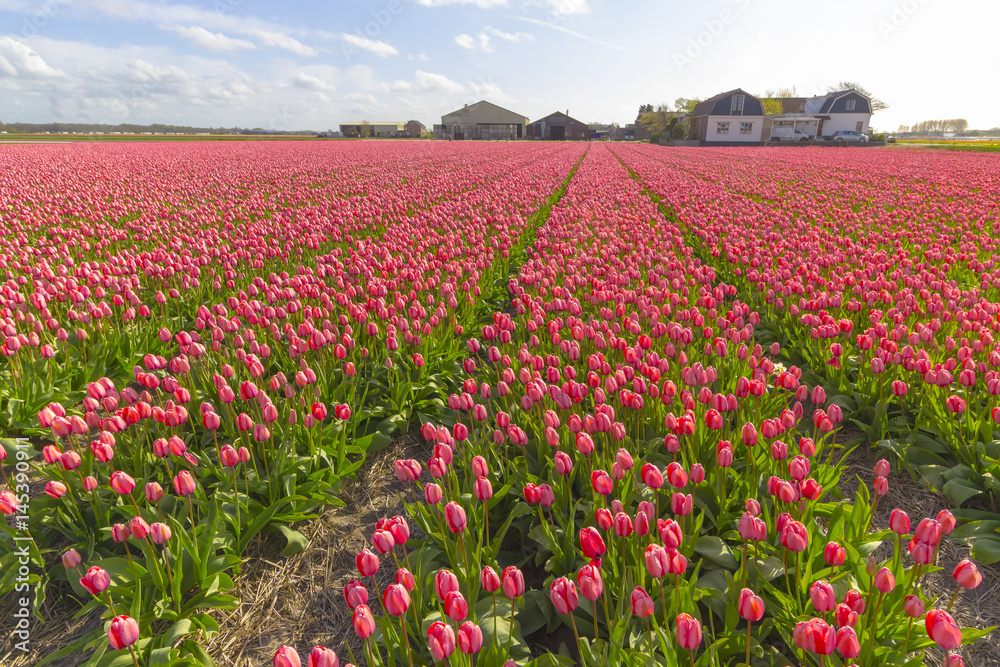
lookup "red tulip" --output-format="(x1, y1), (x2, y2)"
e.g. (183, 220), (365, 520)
(481, 566), (501, 593)
(107, 615), (140, 650)
(793, 618), (835, 655)
(457, 621), (483, 655)
(835, 626), (860, 659)
(738, 588), (765, 621)
(502, 566), (524, 599)
(437, 569), (460, 600)
(675, 613), (702, 650)
(344, 580), (368, 609)
(577, 561), (603, 601)
(427, 621), (456, 661)
(550, 576), (578, 614)
(307, 647), (338, 667)
(352, 605), (376, 639)
(382, 583), (410, 616)
(172, 470), (196, 496)
(355, 549), (378, 577)
(579, 526), (606, 559)
(444, 501), (467, 533)
(953, 560), (982, 589)
(444, 590), (468, 621)
(630, 586), (654, 617)
(80, 567), (111, 595)
(926, 609), (962, 649)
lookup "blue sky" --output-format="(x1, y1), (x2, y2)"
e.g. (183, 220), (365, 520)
(0, 0), (997, 131)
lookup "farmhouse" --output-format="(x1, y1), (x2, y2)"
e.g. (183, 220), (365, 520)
(527, 111), (589, 141)
(433, 100), (529, 140)
(339, 121), (408, 138)
(768, 89), (873, 138)
(690, 89), (771, 143)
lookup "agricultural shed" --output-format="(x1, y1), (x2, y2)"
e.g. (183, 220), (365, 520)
(433, 100), (529, 140)
(527, 111), (590, 141)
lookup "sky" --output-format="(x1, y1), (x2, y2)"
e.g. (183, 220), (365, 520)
(0, 0), (997, 132)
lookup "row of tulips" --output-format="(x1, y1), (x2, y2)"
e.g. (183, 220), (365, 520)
(0, 142), (589, 666)
(606, 143), (1000, 558)
(317, 145), (994, 665)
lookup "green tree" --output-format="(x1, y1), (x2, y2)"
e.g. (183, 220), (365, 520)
(639, 103), (674, 136)
(760, 87), (798, 116)
(672, 98), (700, 138)
(828, 81), (888, 111)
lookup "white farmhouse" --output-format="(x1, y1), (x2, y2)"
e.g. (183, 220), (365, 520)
(690, 89), (772, 143)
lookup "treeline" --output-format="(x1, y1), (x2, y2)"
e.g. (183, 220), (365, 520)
(898, 119), (969, 133)
(0, 121), (313, 135)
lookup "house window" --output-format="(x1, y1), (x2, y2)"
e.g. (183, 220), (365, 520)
(740, 123), (753, 135)
(857, 122), (864, 132)
(731, 95), (744, 114)
(846, 100), (856, 111)
(717, 122), (730, 134)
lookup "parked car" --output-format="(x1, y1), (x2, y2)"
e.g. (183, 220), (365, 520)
(831, 130), (869, 143)
(772, 128), (812, 142)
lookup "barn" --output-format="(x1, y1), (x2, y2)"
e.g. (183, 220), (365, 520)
(433, 100), (529, 140)
(527, 111), (589, 141)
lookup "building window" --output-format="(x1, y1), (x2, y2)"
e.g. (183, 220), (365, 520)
(731, 95), (744, 114)
(740, 123), (753, 135)
(857, 122), (864, 132)
(846, 100), (856, 111)
(717, 122), (730, 134)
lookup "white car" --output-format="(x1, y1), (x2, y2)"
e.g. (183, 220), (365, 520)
(772, 128), (812, 142)
(831, 130), (869, 143)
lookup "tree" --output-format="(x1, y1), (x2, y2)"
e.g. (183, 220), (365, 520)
(639, 103), (674, 136)
(827, 81), (888, 111)
(672, 98), (700, 138)
(760, 87), (798, 116)
(361, 121), (372, 137)
(637, 103), (653, 118)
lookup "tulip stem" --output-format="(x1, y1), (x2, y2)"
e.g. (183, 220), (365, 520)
(745, 620), (752, 667)
(507, 598), (517, 652)
(902, 616), (914, 659)
(128, 646), (141, 667)
(187, 495), (196, 529)
(231, 467), (241, 540)
(946, 587), (960, 612)
(569, 611), (583, 660)
(400, 616), (414, 667)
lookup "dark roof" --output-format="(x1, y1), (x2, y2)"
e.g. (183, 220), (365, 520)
(818, 90), (872, 114)
(692, 89), (765, 117)
(528, 111), (588, 126)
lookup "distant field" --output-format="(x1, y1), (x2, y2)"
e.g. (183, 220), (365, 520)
(893, 138), (1000, 152)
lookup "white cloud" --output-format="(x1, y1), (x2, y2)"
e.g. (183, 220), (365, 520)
(163, 25), (257, 52)
(544, 0), (588, 15)
(413, 0), (508, 7)
(341, 34), (399, 58)
(292, 72), (334, 92)
(69, 0), (321, 57)
(0, 36), (62, 78)
(415, 70), (464, 94)
(244, 29), (318, 57)
(455, 26), (533, 52)
(454, 34), (477, 50)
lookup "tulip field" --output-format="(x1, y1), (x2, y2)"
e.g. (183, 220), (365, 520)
(1, 141), (998, 667)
